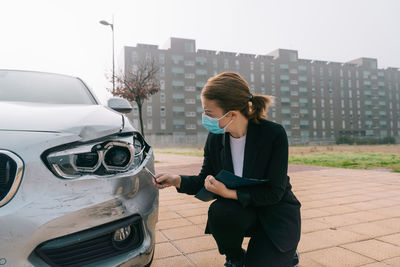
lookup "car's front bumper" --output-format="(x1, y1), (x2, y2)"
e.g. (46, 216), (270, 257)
(0, 130), (158, 267)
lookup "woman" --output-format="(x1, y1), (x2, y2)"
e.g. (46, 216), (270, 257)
(153, 72), (301, 267)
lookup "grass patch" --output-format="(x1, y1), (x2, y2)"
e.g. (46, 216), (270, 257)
(289, 152), (400, 172)
(154, 148), (204, 157)
(154, 147), (400, 172)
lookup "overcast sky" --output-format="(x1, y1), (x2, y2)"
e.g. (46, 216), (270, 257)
(1, 0), (399, 103)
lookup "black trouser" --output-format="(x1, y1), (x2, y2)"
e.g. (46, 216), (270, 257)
(207, 198), (297, 267)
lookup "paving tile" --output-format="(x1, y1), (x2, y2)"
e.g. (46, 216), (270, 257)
(172, 235), (218, 254)
(176, 207), (208, 217)
(340, 221), (399, 238)
(186, 214), (208, 225)
(362, 262), (391, 267)
(301, 218), (331, 233)
(297, 254), (324, 267)
(301, 208), (331, 219)
(161, 225), (204, 240)
(154, 242), (182, 259)
(151, 255), (195, 267)
(301, 247), (375, 266)
(377, 233), (400, 247)
(383, 256), (400, 266)
(318, 204), (359, 215)
(158, 211), (182, 221)
(155, 230), (168, 243)
(298, 228), (368, 252)
(156, 217), (193, 230)
(341, 239), (400, 261)
(315, 211), (386, 228)
(368, 218), (400, 232)
(345, 198), (399, 211)
(186, 249), (226, 267)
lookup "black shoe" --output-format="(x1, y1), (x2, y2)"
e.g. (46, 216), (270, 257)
(224, 249), (246, 267)
(293, 250), (299, 267)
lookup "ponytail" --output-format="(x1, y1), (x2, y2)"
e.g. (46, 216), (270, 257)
(248, 94), (274, 123)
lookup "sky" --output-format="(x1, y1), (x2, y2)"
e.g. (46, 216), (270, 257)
(1, 0), (399, 104)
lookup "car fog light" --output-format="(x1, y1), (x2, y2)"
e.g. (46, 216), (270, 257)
(112, 225), (138, 250)
(113, 226), (131, 242)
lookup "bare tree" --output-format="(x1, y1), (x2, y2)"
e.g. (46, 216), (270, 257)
(108, 59), (160, 137)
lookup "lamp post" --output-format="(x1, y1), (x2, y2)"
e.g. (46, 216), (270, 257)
(100, 16), (115, 91)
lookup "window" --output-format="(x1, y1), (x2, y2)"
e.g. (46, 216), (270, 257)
(145, 52), (152, 62)
(280, 64), (289, 71)
(196, 56), (207, 66)
(161, 119), (166, 130)
(184, 42), (194, 53)
(185, 111), (196, 117)
(185, 98), (196, 104)
(172, 54), (184, 64)
(224, 59), (229, 69)
(185, 73), (195, 79)
(184, 60), (195, 66)
(173, 106), (184, 116)
(147, 119), (152, 130)
(159, 54), (165, 64)
(212, 59), (218, 68)
(160, 92), (166, 103)
(147, 105), (152, 116)
(160, 80), (165, 90)
(250, 61), (254, 70)
(131, 51), (138, 62)
(172, 80), (184, 90)
(298, 65), (307, 72)
(289, 52), (297, 62)
(160, 106), (166, 117)
(185, 86), (195, 91)
(172, 93), (184, 103)
(159, 66), (165, 77)
(173, 119), (185, 130)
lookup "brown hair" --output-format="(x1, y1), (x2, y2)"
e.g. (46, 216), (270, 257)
(201, 72), (274, 123)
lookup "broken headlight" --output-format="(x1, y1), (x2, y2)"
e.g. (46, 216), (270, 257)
(44, 133), (147, 179)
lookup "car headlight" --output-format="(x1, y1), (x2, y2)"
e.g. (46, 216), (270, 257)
(44, 133), (147, 179)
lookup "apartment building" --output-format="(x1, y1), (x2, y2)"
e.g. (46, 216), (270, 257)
(120, 37), (400, 145)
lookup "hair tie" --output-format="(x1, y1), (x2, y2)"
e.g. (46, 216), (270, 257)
(249, 94), (253, 102)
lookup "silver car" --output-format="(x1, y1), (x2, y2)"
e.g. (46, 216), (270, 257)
(0, 70), (158, 267)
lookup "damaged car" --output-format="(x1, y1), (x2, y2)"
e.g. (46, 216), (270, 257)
(0, 69), (158, 267)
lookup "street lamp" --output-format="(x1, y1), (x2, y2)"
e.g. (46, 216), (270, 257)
(100, 17), (115, 91)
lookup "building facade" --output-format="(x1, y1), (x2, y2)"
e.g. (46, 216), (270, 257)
(120, 37), (400, 145)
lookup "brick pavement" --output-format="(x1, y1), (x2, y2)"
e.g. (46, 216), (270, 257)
(151, 153), (400, 267)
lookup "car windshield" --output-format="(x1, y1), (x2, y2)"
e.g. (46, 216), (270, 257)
(0, 70), (97, 105)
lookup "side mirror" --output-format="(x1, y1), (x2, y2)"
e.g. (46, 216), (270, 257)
(107, 98), (133, 114)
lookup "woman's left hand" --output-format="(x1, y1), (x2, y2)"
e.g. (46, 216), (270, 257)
(204, 175), (229, 198)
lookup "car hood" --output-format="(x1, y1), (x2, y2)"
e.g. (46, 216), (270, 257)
(0, 101), (133, 141)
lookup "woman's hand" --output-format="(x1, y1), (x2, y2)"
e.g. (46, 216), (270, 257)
(152, 173), (181, 190)
(204, 175), (237, 199)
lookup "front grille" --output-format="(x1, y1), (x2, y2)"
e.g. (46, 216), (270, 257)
(35, 214), (144, 267)
(0, 151), (24, 207)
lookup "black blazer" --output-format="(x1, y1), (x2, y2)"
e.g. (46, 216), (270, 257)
(176, 118), (301, 252)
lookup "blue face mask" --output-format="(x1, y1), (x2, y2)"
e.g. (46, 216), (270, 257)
(202, 111), (233, 134)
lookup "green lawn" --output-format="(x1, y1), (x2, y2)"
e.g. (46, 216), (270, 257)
(289, 152), (400, 173)
(154, 148), (400, 173)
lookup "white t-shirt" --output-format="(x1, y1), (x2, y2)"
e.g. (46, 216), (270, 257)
(230, 134), (246, 177)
